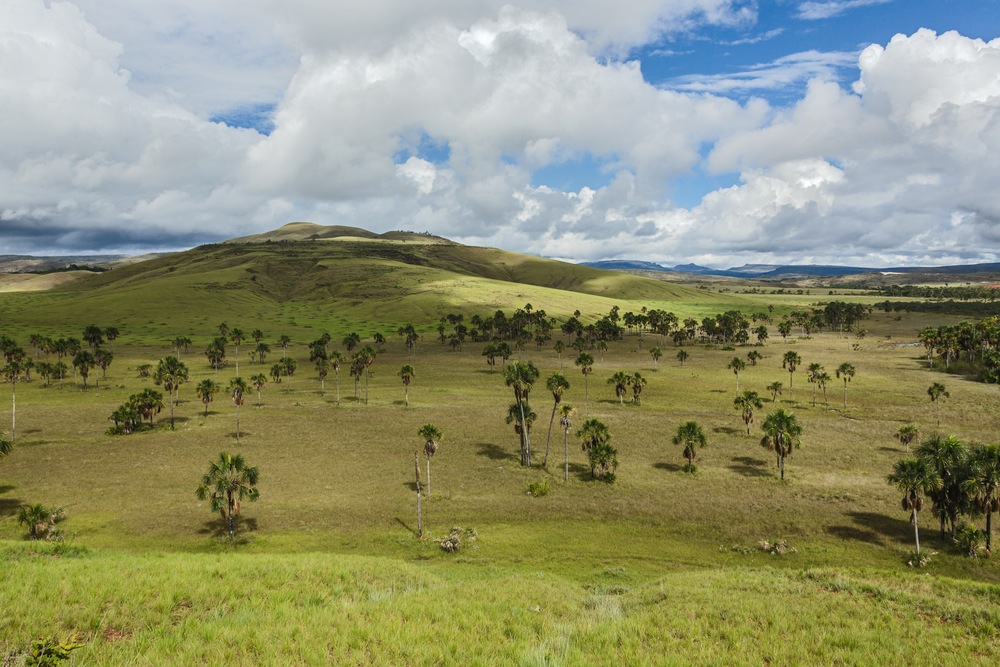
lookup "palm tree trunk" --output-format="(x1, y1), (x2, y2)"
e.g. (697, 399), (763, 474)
(235, 405), (241, 442)
(843, 382), (848, 408)
(11, 384), (16, 444)
(564, 428), (569, 483)
(913, 506), (920, 556)
(335, 372), (340, 405)
(405, 385), (409, 408)
(415, 452), (423, 538)
(544, 404), (556, 467)
(426, 458), (431, 497)
(169, 394), (175, 430)
(227, 493), (235, 541)
(518, 399), (530, 467)
(780, 455), (785, 480)
(987, 510), (993, 554)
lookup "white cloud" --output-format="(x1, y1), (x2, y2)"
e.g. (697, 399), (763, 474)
(796, 0), (891, 21)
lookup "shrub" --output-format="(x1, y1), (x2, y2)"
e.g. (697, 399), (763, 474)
(527, 479), (550, 497)
(953, 523), (987, 559)
(16, 504), (65, 541)
(435, 527), (477, 553)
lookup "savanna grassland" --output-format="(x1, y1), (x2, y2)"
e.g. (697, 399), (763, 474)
(2, 228), (1000, 665)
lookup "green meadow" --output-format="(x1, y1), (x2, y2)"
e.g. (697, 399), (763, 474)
(2, 232), (1000, 664)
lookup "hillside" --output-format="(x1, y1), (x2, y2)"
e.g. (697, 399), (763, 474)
(9, 224), (746, 338)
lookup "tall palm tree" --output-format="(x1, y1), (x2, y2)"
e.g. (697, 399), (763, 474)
(417, 423), (441, 497)
(196, 379), (220, 417)
(329, 350), (344, 405)
(250, 373), (267, 407)
(72, 350), (96, 388)
(727, 356), (746, 394)
(760, 409), (803, 480)
(895, 424), (919, 453)
(963, 443), (1000, 553)
(399, 364), (415, 407)
(315, 357), (330, 397)
(154, 356), (189, 430)
(782, 351), (802, 401)
(504, 361), (540, 466)
(807, 362), (823, 406)
(734, 391), (764, 435)
(229, 328), (245, 376)
(928, 382), (949, 427)
(574, 352), (594, 415)
(673, 421), (707, 473)
(229, 377), (248, 442)
(543, 372), (570, 467)
(887, 458), (941, 558)
(2, 356), (25, 443)
(607, 370), (630, 405)
(649, 346), (662, 370)
(815, 371), (832, 411)
(836, 362), (856, 408)
(506, 402), (537, 465)
(559, 404), (574, 483)
(195, 452), (260, 541)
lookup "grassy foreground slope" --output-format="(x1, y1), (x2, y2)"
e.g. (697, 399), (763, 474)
(2, 227), (1000, 663)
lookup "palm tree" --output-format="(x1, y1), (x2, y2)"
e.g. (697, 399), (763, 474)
(417, 423), (441, 497)
(0, 430), (12, 460)
(506, 402), (537, 465)
(815, 371), (832, 411)
(229, 328), (245, 376)
(278, 334), (292, 359)
(630, 372), (647, 405)
(342, 332), (360, 353)
(767, 381), (783, 403)
(608, 371), (630, 406)
(94, 348), (113, 387)
(673, 421), (707, 473)
(836, 362), (856, 408)
(807, 362), (823, 406)
(2, 356), (25, 443)
(154, 356), (189, 430)
(928, 382), (949, 427)
(559, 404), (575, 483)
(887, 458), (940, 558)
(543, 373), (570, 467)
(72, 350), (96, 388)
(964, 443), (1000, 553)
(747, 350), (763, 366)
(574, 352), (594, 415)
(676, 349), (689, 366)
(229, 377), (248, 442)
(649, 346), (662, 370)
(895, 424), (919, 453)
(918, 434), (968, 540)
(249, 373), (267, 407)
(782, 351), (802, 400)
(734, 391), (764, 435)
(328, 350), (344, 405)
(315, 357), (330, 397)
(17, 503), (63, 540)
(760, 409), (803, 480)
(195, 452), (260, 541)
(132, 388), (165, 425)
(505, 361), (540, 466)
(414, 451), (423, 538)
(727, 356), (746, 394)
(196, 379), (220, 417)
(577, 418), (615, 481)
(399, 364), (415, 407)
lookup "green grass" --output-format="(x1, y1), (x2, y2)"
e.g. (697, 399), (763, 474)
(1, 244), (1000, 663)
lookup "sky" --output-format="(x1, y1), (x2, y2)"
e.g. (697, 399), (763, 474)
(2, 1), (1000, 268)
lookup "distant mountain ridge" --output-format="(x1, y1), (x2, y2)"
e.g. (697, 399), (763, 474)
(581, 260), (1000, 279)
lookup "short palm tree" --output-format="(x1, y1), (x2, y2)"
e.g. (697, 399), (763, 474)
(196, 379), (220, 417)
(577, 418), (615, 481)
(760, 409), (803, 480)
(649, 346), (662, 370)
(676, 349), (689, 366)
(734, 391), (764, 435)
(630, 372), (647, 405)
(964, 443), (1000, 553)
(807, 362), (823, 406)
(928, 382), (949, 427)
(154, 356), (189, 430)
(895, 424), (919, 452)
(249, 373), (267, 407)
(608, 370), (630, 405)
(766, 381), (783, 403)
(399, 364), (415, 408)
(195, 452), (260, 541)
(673, 421), (707, 473)
(417, 423), (441, 497)
(887, 458), (941, 558)
(815, 371), (832, 411)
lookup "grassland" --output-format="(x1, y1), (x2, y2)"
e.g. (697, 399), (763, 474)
(1, 235), (1000, 664)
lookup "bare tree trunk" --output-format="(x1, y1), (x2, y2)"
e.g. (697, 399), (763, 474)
(415, 451), (423, 538)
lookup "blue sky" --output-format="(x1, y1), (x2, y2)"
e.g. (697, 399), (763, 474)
(3, 0), (1000, 267)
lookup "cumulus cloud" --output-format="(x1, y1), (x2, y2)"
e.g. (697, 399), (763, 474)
(1, 0), (1000, 269)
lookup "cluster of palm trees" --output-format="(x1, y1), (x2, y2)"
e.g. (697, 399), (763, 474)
(918, 316), (1000, 378)
(888, 435), (1000, 558)
(606, 371), (647, 406)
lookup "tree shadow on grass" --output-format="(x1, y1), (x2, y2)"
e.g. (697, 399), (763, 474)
(395, 517), (417, 536)
(198, 516), (259, 539)
(825, 525), (884, 545)
(653, 462), (685, 473)
(847, 511), (911, 545)
(728, 456), (770, 478)
(0, 485), (23, 518)
(878, 446), (902, 454)
(475, 442), (517, 461)
(714, 426), (741, 436)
